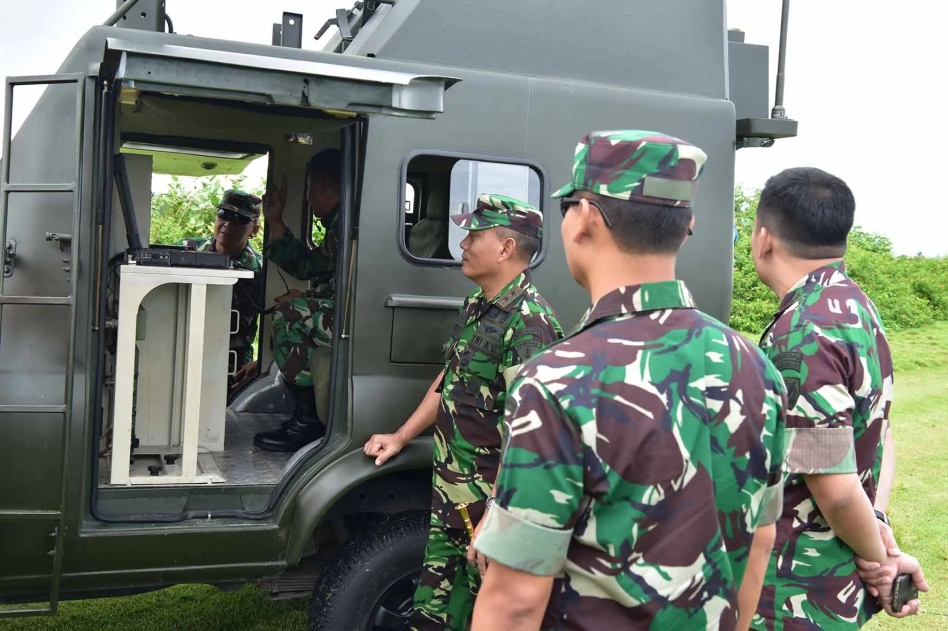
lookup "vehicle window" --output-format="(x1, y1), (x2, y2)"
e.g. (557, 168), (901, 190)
(400, 154), (544, 265)
(304, 178), (414, 248)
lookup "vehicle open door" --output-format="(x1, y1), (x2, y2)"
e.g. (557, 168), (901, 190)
(0, 72), (85, 618)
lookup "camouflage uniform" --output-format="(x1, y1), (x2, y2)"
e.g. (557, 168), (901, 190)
(177, 236), (263, 371)
(264, 209), (338, 388)
(178, 189), (264, 374)
(411, 194), (565, 631)
(473, 131), (788, 631)
(751, 261), (894, 631)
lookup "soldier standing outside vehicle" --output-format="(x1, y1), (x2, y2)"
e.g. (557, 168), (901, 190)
(251, 148), (342, 452)
(470, 131), (789, 631)
(748, 167), (928, 630)
(178, 189), (264, 394)
(363, 194), (564, 631)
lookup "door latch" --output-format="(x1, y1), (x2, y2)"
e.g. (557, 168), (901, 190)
(45, 233), (73, 279)
(3, 239), (15, 278)
(45, 232), (72, 251)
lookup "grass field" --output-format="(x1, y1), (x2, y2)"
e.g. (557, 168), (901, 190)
(3, 323), (948, 630)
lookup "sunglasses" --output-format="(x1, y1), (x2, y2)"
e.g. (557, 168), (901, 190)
(216, 208), (253, 226)
(560, 197), (612, 228)
(559, 197), (693, 236)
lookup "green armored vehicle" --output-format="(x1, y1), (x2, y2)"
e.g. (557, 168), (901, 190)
(0, 0), (796, 628)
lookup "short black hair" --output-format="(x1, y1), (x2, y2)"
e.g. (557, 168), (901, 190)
(307, 148), (342, 187)
(495, 227), (540, 263)
(588, 194), (693, 255)
(757, 167), (855, 259)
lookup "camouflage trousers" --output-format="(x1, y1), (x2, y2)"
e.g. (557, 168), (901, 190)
(270, 295), (334, 388)
(410, 512), (481, 631)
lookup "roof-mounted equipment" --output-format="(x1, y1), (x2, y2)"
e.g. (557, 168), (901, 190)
(735, 0), (797, 147)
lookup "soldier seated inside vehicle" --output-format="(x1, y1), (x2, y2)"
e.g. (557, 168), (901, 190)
(251, 149), (341, 453)
(177, 189), (265, 397)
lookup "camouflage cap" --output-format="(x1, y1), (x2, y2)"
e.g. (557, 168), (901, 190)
(451, 194), (543, 239)
(217, 189), (262, 220)
(552, 130), (708, 208)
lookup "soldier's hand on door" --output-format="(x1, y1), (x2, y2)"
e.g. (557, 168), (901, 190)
(363, 433), (406, 466)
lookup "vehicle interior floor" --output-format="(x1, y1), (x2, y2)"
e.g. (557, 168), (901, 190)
(96, 411), (316, 488)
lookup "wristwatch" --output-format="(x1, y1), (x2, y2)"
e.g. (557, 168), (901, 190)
(874, 509), (890, 526)
(485, 496), (495, 511)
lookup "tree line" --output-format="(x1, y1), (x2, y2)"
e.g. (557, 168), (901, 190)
(151, 175), (946, 335)
(732, 187), (948, 335)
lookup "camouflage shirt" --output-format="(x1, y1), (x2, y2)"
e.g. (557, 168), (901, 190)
(474, 280), (788, 631)
(178, 236), (262, 367)
(432, 271), (563, 530)
(264, 209), (338, 298)
(752, 261), (893, 631)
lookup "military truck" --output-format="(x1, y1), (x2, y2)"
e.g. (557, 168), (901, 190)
(0, 0), (797, 628)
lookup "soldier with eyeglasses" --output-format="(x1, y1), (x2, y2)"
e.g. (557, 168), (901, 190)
(178, 189), (264, 393)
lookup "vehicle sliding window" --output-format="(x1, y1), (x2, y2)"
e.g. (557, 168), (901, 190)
(398, 151), (549, 268)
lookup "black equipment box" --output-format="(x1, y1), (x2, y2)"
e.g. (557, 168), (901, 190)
(133, 247), (232, 269)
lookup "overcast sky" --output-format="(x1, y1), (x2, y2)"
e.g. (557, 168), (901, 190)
(1, 1), (943, 256)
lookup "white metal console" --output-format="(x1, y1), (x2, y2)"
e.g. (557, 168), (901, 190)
(109, 263), (254, 486)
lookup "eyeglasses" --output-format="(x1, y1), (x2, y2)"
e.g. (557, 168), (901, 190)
(216, 208), (253, 226)
(559, 197), (693, 236)
(559, 197), (612, 228)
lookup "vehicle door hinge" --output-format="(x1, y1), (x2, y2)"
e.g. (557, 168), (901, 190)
(3, 239), (15, 278)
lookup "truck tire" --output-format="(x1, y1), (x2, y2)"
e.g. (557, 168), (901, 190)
(309, 510), (430, 631)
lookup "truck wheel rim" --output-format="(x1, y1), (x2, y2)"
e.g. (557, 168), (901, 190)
(369, 571), (421, 629)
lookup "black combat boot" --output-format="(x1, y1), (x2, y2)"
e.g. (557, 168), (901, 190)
(253, 382), (326, 452)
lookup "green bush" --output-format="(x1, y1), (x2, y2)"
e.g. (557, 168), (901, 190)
(730, 187), (948, 336)
(150, 174), (326, 251)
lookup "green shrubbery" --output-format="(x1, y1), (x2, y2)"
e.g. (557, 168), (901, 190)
(150, 174), (948, 336)
(731, 187), (948, 335)
(150, 174), (325, 252)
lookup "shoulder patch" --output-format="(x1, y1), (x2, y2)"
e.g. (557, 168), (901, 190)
(784, 377), (801, 409)
(772, 351), (803, 373)
(772, 351), (804, 408)
(513, 327), (545, 360)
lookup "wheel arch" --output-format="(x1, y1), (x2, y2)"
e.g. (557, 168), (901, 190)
(286, 437), (433, 563)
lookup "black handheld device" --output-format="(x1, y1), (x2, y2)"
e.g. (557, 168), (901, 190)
(891, 573), (919, 612)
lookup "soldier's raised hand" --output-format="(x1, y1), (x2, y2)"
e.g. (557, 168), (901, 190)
(363, 433), (406, 466)
(262, 174), (288, 224)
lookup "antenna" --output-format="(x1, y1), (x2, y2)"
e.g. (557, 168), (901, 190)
(771, 0), (790, 120)
(103, 0), (144, 26)
(112, 154), (143, 252)
(736, 0), (796, 147)
(105, 0), (169, 32)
